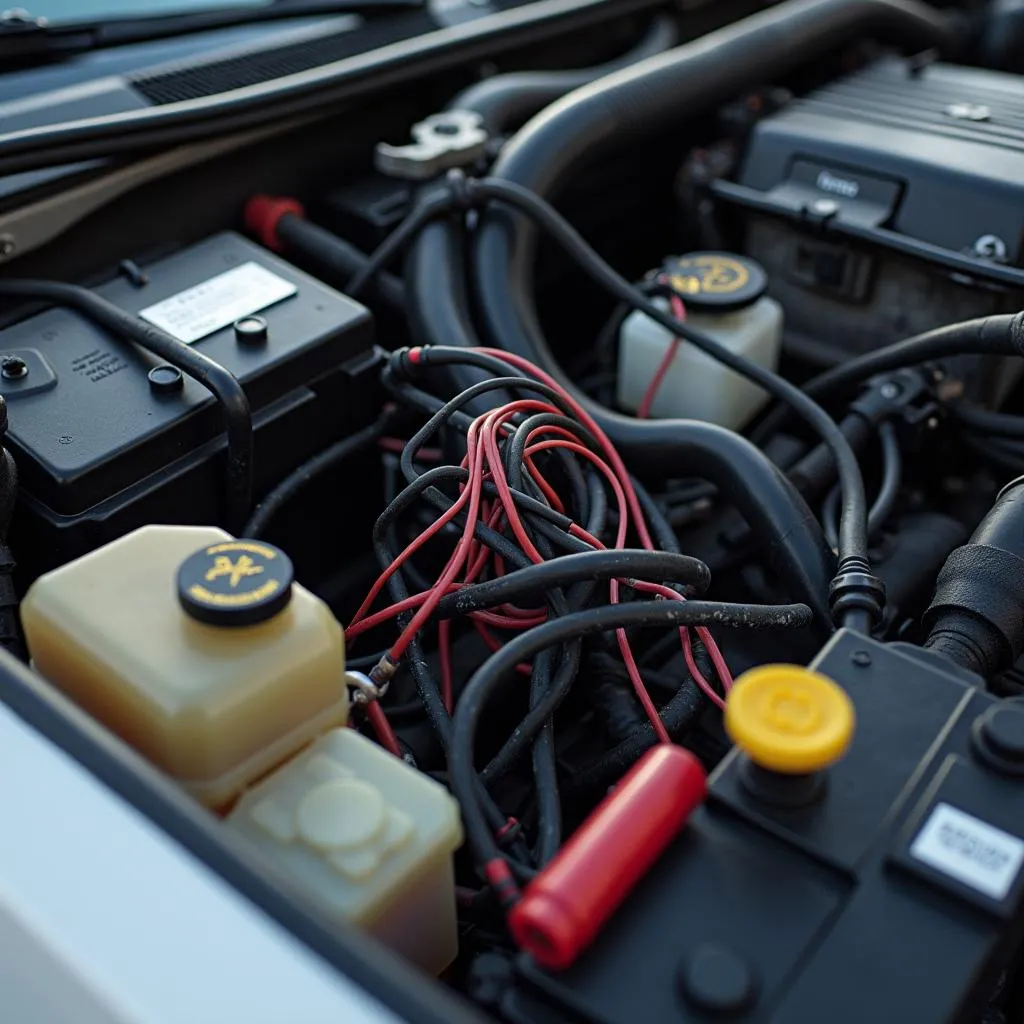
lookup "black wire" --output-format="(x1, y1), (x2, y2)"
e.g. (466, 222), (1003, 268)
(0, 278), (254, 534)
(450, 599), (813, 869)
(751, 312), (1024, 447)
(567, 637), (713, 794)
(376, 463), (568, 568)
(244, 418), (386, 537)
(435, 549), (710, 618)
(371, 427), (582, 867)
(371, 498), (538, 879)
(822, 420), (902, 550)
(527, 646), (562, 865)
(347, 190), (456, 298)
(953, 404), (1024, 439)
(396, 373), (578, 486)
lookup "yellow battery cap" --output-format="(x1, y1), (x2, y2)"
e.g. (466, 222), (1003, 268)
(724, 665), (855, 774)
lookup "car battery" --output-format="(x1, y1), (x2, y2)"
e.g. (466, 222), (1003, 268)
(499, 631), (1024, 1023)
(0, 232), (373, 581)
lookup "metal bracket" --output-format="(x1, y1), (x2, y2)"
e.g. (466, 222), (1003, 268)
(374, 110), (488, 181)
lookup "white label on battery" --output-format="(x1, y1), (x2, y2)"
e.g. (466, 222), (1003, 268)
(910, 802), (1024, 900)
(138, 262), (297, 344)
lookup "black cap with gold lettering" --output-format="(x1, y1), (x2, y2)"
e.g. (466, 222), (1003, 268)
(661, 252), (768, 313)
(177, 539), (294, 627)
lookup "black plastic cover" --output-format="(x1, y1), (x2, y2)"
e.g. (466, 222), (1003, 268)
(737, 59), (1024, 264)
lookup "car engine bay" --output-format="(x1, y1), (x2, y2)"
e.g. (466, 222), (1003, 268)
(4, 0), (1024, 1019)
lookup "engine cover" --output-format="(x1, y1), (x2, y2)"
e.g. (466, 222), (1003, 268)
(737, 58), (1024, 265)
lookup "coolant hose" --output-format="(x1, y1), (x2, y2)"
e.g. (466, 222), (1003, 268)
(446, 14), (679, 134)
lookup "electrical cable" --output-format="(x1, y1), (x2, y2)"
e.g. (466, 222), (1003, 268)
(952, 403), (1024, 440)
(0, 278), (254, 534)
(567, 637), (713, 793)
(753, 311), (1024, 446)
(435, 549), (711, 617)
(404, 195), (836, 632)
(449, 599), (812, 874)
(822, 420), (902, 550)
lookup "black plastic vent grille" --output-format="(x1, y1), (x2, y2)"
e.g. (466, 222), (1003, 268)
(129, 12), (434, 105)
(798, 60), (1024, 155)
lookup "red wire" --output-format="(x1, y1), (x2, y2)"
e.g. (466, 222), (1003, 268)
(388, 426), (488, 661)
(469, 347), (655, 549)
(379, 437), (443, 460)
(521, 434), (674, 739)
(474, 619), (533, 676)
(636, 294), (687, 420)
(347, 463), (476, 631)
(366, 701), (403, 757)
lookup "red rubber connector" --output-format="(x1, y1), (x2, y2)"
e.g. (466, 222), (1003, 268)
(508, 744), (707, 970)
(244, 194), (305, 252)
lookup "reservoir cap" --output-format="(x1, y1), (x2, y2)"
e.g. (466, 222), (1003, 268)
(178, 538), (294, 627)
(662, 252), (768, 312)
(725, 664), (855, 774)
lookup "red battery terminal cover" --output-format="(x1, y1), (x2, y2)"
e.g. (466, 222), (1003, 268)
(508, 743), (707, 970)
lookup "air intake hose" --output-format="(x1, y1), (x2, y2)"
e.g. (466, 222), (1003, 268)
(924, 477), (1024, 681)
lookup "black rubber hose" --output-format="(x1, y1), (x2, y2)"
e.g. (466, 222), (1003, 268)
(409, 13), (678, 370)
(754, 313), (1024, 444)
(446, 14), (678, 134)
(405, 213), (479, 351)
(951, 404), (1024, 440)
(0, 278), (254, 534)
(244, 418), (386, 537)
(436, 549), (711, 617)
(476, 0), (954, 322)
(273, 213), (405, 308)
(450, 599), (813, 868)
(787, 412), (877, 498)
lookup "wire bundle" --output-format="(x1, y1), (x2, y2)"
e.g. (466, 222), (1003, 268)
(338, 343), (818, 893)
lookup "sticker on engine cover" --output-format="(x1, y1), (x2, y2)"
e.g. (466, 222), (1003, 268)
(139, 262), (297, 344)
(909, 802), (1024, 900)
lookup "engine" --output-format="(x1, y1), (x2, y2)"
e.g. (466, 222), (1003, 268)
(5, 0), (1024, 1022)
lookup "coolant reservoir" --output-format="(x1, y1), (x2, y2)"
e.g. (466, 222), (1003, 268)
(617, 251), (783, 429)
(227, 728), (463, 975)
(21, 525), (347, 807)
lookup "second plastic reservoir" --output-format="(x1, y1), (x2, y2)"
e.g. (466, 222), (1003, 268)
(616, 251), (783, 429)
